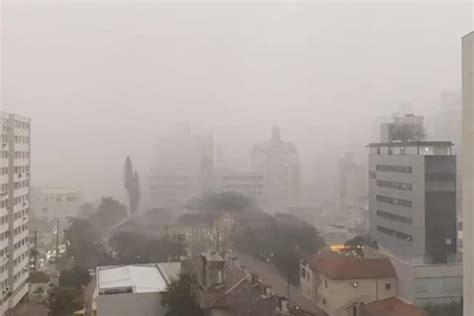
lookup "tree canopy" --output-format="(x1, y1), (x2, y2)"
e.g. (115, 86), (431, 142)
(161, 274), (203, 316)
(109, 231), (186, 265)
(235, 218), (325, 285)
(187, 191), (256, 213)
(124, 156), (141, 215)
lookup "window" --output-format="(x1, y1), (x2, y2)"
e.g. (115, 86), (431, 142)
(376, 165), (412, 173)
(352, 306), (358, 316)
(376, 180), (412, 191)
(324, 280), (328, 288)
(376, 195), (412, 207)
(377, 210), (412, 224)
(385, 283), (391, 290)
(369, 171), (376, 179)
(377, 225), (413, 242)
(322, 299), (326, 305)
(301, 268), (306, 279)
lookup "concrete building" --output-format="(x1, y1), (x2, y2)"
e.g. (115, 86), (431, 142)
(368, 141), (457, 264)
(360, 297), (427, 316)
(300, 251), (398, 316)
(215, 171), (263, 203)
(462, 31), (474, 316)
(30, 186), (80, 226)
(93, 262), (180, 316)
(337, 153), (368, 230)
(252, 126), (300, 212)
(149, 126), (215, 211)
(363, 246), (462, 307)
(0, 112), (31, 314)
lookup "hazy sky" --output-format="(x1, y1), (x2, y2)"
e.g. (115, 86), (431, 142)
(1, 2), (472, 203)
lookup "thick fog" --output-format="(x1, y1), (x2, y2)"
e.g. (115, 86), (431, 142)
(1, 2), (472, 204)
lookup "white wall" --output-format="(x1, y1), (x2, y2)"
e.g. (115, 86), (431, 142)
(463, 31), (474, 316)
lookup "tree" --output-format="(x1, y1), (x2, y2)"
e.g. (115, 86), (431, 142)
(235, 219), (325, 285)
(92, 197), (128, 231)
(109, 232), (186, 265)
(59, 268), (91, 288)
(161, 274), (203, 316)
(187, 191), (255, 213)
(64, 218), (112, 269)
(124, 156), (141, 215)
(48, 285), (84, 316)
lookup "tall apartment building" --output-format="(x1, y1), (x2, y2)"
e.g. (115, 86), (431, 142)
(0, 111), (31, 313)
(368, 140), (457, 264)
(252, 126), (300, 212)
(462, 31), (474, 316)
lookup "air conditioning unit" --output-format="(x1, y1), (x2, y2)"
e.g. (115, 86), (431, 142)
(18, 174), (22, 178)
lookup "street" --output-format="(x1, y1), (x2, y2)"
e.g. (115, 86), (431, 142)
(234, 251), (326, 315)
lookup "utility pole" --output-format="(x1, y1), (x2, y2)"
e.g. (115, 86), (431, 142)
(55, 220), (59, 259)
(33, 230), (38, 271)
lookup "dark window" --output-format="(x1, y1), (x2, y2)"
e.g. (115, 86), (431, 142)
(376, 180), (412, 191)
(352, 306), (358, 316)
(377, 225), (413, 242)
(369, 171), (376, 179)
(325, 280), (328, 288)
(301, 268), (306, 279)
(385, 283), (391, 290)
(376, 210), (412, 224)
(376, 195), (412, 207)
(376, 165), (412, 173)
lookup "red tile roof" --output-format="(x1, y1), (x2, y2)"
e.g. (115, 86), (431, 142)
(361, 297), (427, 316)
(305, 251), (397, 280)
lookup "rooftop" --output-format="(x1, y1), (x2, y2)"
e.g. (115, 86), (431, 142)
(367, 141), (453, 148)
(97, 262), (180, 295)
(304, 251), (397, 280)
(361, 297), (426, 316)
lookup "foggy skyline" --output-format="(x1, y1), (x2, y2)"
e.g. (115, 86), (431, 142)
(1, 1), (472, 203)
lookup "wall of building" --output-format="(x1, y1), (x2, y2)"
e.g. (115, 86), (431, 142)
(463, 31), (474, 316)
(96, 292), (166, 316)
(316, 274), (397, 316)
(369, 154), (426, 261)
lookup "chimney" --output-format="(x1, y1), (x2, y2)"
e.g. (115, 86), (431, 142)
(263, 285), (272, 298)
(250, 274), (259, 286)
(279, 297), (289, 314)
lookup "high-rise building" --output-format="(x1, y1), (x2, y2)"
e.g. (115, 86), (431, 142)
(149, 126), (214, 210)
(368, 141), (457, 263)
(368, 116), (457, 264)
(0, 111), (31, 313)
(252, 126), (300, 212)
(462, 31), (474, 316)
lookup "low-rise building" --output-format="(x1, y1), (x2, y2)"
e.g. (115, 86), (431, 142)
(300, 251), (398, 316)
(363, 247), (462, 307)
(92, 262), (180, 316)
(215, 171), (264, 204)
(31, 186), (81, 226)
(360, 297), (427, 316)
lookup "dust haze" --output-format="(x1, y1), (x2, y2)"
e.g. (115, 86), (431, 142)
(1, 1), (472, 206)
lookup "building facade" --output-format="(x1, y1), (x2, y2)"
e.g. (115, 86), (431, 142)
(0, 112), (31, 313)
(30, 186), (80, 226)
(462, 31), (474, 316)
(300, 252), (398, 316)
(149, 126), (215, 211)
(252, 126), (300, 212)
(215, 171), (263, 203)
(368, 141), (457, 263)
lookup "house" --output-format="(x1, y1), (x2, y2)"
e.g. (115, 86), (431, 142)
(300, 251), (398, 316)
(182, 252), (322, 316)
(360, 297), (427, 316)
(92, 262), (180, 316)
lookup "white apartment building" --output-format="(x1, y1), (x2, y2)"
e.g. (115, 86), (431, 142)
(252, 126), (300, 212)
(462, 31), (474, 316)
(0, 111), (31, 314)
